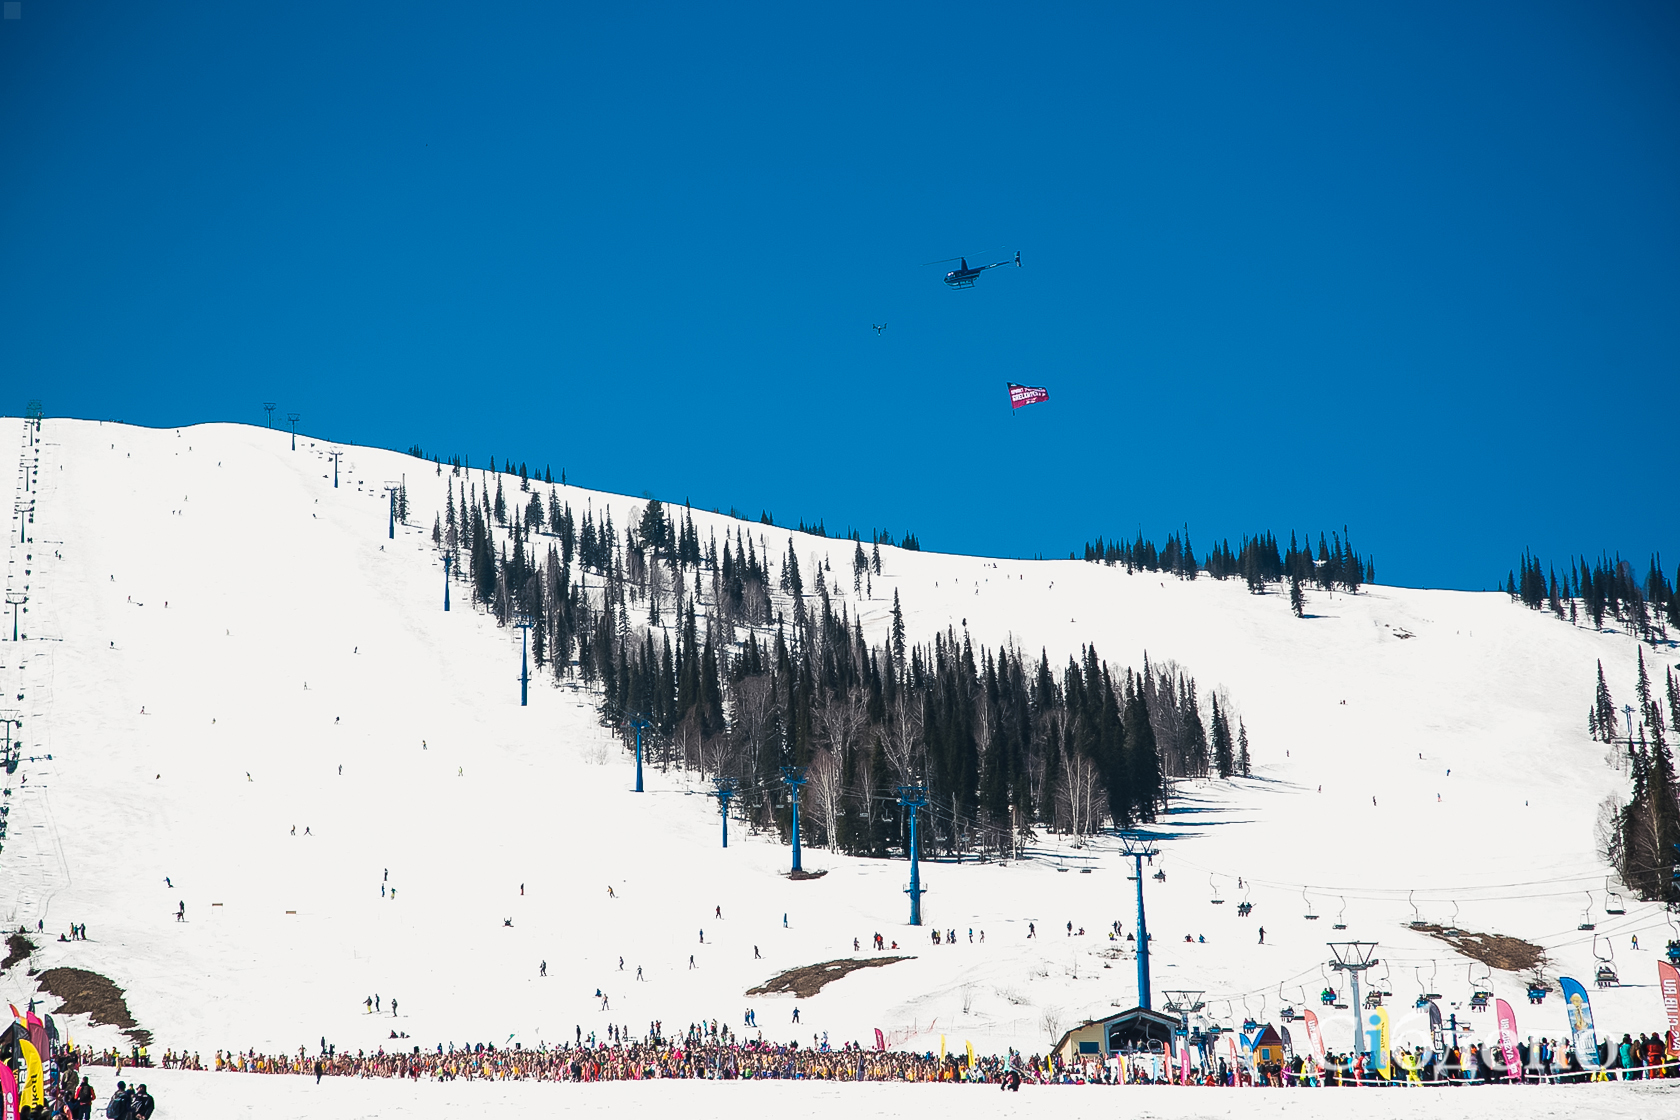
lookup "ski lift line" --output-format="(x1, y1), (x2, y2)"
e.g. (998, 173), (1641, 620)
(1162, 853), (1653, 904)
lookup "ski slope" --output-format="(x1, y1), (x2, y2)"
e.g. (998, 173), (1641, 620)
(1, 417), (1674, 1067)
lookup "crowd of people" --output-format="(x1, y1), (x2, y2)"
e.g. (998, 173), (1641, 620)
(59, 1018), (1676, 1090)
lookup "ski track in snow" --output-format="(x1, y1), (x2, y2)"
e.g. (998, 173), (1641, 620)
(1, 418), (1676, 1096)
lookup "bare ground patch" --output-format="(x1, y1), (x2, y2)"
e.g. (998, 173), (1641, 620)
(35, 967), (152, 1046)
(746, 956), (911, 999)
(2, 932), (35, 971)
(1410, 923), (1546, 974)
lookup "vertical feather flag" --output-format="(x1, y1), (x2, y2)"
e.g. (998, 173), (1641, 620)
(1559, 978), (1601, 1071)
(1494, 999), (1521, 1079)
(0, 1060), (17, 1120)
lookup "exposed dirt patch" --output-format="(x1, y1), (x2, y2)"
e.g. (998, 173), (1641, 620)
(35, 968), (152, 1046)
(747, 956), (911, 999)
(2, 932), (35, 971)
(787, 869), (828, 881)
(1410, 923), (1546, 974)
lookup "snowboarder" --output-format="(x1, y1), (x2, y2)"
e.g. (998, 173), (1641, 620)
(540, 961), (547, 977)
(1028, 922), (1035, 938)
(176, 901), (185, 922)
(715, 905), (722, 918)
(792, 1008), (801, 1023)
(1258, 927), (1266, 944)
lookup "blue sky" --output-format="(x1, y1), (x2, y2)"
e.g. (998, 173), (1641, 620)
(1, 2), (1675, 589)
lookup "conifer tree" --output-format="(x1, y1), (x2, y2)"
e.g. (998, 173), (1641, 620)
(1237, 719), (1251, 777)
(1211, 696), (1234, 779)
(1290, 575), (1305, 618)
(1595, 661), (1617, 743)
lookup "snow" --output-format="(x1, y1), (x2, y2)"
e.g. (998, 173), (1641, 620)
(2, 418), (1676, 1087)
(64, 1067), (1680, 1120)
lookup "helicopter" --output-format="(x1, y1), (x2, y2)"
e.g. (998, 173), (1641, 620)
(929, 251), (1020, 289)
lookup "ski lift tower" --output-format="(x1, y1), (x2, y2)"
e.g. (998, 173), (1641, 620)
(285, 413), (300, 451)
(382, 482), (401, 539)
(626, 713), (650, 793)
(711, 777), (739, 848)
(781, 766), (807, 874)
(0, 713), (20, 762)
(898, 784), (928, 925)
(263, 402), (277, 428)
(1162, 989), (1205, 1065)
(4, 592), (25, 641)
(1119, 832), (1161, 1010)
(1328, 941), (1380, 1058)
(514, 611), (533, 706)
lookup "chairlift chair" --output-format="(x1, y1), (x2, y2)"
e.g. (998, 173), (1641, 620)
(1469, 963), (1493, 1011)
(1605, 877), (1627, 916)
(1408, 889), (1427, 930)
(1332, 896), (1348, 931)
(1578, 891), (1597, 931)
(1302, 889), (1319, 920)
(1210, 874), (1225, 905)
(1594, 934), (1619, 988)
(1525, 975), (1550, 1004)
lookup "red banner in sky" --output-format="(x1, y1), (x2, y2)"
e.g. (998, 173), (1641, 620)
(1007, 383), (1049, 409)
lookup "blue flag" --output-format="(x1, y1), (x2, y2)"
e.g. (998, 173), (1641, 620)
(1558, 977), (1601, 1070)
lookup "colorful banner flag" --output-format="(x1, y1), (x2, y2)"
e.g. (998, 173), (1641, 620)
(1303, 1009), (1325, 1056)
(1427, 999), (1444, 1058)
(938, 1035), (945, 1065)
(874, 1028), (884, 1051)
(1364, 1008), (1391, 1079)
(1280, 1025), (1294, 1060)
(0, 1060), (16, 1120)
(1494, 999), (1521, 1079)
(1659, 963), (1680, 1043)
(966, 1040), (975, 1070)
(17, 1041), (41, 1110)
(1559, 978), (1601, 1071)
(1007, 383), (1049, 409)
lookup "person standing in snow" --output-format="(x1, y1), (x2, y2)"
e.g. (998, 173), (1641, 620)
(1258, 927), (1266, 944)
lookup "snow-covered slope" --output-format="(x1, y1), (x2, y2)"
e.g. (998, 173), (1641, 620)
(1, 418), (1672, 1059)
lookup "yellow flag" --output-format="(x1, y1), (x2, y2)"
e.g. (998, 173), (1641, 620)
(966, 1040), (975, 1069)
(939, 1035), (945, 1064)
(19, 1040), (42, 1107)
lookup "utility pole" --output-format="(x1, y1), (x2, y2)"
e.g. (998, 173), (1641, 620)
(286, 413), (300, 450)
(263, 402), (276, 428)
(1328, 941), (1380, 1059)
(781, 766), (807, 873)
(897, 785), (927, 926)
(1623, 704), (1636, 741)
(711, 777), (738, 848)
(383, 483), (400, 539)
(442, 554), (451, 611)
(1119, 832), (1161, 1010)
(4, 593), (25, 641)
(628, 714), (650, 793)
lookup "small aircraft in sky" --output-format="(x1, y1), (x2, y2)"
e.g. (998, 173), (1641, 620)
(872, 323), (887, 334)
(928, 251), (1020, 289)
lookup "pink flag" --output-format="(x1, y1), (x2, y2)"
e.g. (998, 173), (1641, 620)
(1302, 1009), (1325, 1057)
(0, 1059), (16, 1120)
(1179, 1042), (1190, 1083)
(1007, 383), (1049, 409)
(874, 1028), (885, 1051)
(1659, 963), (1680, 1044)
(1494, 999), (1521, 1079)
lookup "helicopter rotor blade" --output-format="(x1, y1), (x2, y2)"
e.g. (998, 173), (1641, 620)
(921, 257), (965, 267)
